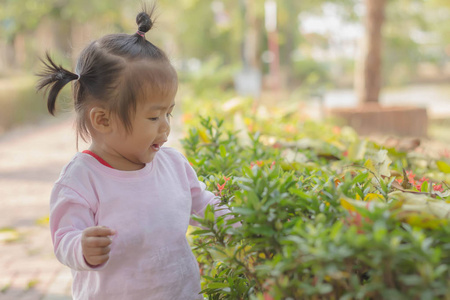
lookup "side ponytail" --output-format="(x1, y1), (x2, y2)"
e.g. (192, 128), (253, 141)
(36, 52), (79, 115)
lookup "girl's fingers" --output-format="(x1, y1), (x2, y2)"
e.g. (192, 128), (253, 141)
(83, 236), (112, 248)
(81, 226), (115, 267)
(85, 254), (110, 266)
(83, 226), (116, 238)
(84, 245), (111, 256)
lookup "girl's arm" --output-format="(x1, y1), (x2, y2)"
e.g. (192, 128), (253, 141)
(50, 183), (110, 271)
(189, 180), (231, 227)
(181, 158), (232, 227)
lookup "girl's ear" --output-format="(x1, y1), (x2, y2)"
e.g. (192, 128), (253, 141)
(89, 107), (112, 133)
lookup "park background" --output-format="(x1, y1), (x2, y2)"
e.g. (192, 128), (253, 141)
(1, 0), (450, 299)
(1, 0), (450, 138)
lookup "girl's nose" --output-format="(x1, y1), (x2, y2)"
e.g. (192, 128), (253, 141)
(159, 116), (170, 133)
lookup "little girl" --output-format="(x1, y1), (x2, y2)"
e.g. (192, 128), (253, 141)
(37, 9), (229, 300)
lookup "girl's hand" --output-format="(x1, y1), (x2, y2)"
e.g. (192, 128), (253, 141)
(81, 226), (116, 267)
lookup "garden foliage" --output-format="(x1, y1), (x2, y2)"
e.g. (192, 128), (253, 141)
(182, 113), (450, 300)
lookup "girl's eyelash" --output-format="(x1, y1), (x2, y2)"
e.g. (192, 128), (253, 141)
(148, 113), (173, 121)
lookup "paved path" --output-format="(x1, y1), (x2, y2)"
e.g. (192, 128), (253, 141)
(0, 114), (182, 300)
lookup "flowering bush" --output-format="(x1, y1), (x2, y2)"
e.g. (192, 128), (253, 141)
(182, 115), (450, 300)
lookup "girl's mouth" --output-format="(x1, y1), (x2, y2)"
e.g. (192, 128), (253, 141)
(151, 144), (161, 151)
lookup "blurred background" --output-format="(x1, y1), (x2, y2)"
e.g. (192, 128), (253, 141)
(0, 0), (449, 141)
(0, 1), (449, 298)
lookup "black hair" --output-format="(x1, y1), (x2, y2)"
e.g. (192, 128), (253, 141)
(36, 5), (178, 143)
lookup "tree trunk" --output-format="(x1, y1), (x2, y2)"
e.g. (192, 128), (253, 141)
(3, 38), (17, 71)
(355, 0), (386, 104)
(14, 34), (27, 68)
(243, 0), (260, 70)
(53, 20), (73, 61)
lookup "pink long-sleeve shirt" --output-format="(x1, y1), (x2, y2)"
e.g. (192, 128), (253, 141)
(50, 147), (225, 300)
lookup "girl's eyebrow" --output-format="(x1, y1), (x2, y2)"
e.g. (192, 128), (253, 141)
(150, 103), (176, 110)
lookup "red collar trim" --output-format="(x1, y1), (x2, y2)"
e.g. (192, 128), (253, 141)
(82, 150), (114, 169)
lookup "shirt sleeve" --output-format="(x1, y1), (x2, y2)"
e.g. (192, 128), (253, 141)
(189, 180), (231, 227)
(50, 183), (106, 271)
(180, 156), (231, 227)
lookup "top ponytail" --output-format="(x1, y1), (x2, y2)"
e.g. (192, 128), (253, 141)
(135, 4), (157, 39)
(136, 12), (153, 33)
(36, 52), (80, 115)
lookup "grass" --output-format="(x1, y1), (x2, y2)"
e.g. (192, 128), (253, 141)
(429, 118), (450, 145)
(0, 283), (10, 293)
(35, 216), (50, 227)
(26, 279), (39, 290)
(0, 75), (35, 93)
(0, 227), (21, 243)
(0, 75), (72, 134)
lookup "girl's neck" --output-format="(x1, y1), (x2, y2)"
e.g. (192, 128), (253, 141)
(83, 150), (114, 169)
(88, 144), (146, 171)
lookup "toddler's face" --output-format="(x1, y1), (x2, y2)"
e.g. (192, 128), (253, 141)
(109, 92), (175, 170)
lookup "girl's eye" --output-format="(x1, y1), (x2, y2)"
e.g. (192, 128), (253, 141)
(148, 113), (172, 121)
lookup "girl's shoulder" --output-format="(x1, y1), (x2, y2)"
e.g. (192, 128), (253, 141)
(157, 147), (195, 177)
(55, 152), (103, 185)
(158, 147), (189, 164)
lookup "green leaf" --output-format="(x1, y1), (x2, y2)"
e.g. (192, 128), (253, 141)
(317, 283), (333, 294)
(204, 204), (215, 223)
(190, 229), (214, 236)
(421, 180), (429, 192)
(373, 221), (387, 242)
(219, 145), (227, 158)
(347, 139), (367, 161)
(250, 225), (276, 236)
(436, 160), (450, 173)
(207, 282), (229, 289)
(352, 172), (369, 184)
(373, 149), (392, 177)
(232, 207), (255, 216)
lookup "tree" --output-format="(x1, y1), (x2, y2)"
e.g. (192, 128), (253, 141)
(0, 0), (123, 69)
(355, 0), (386, 104)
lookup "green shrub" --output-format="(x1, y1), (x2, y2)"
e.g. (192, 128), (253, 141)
(292, 58), (332, 88)
(183, 116), (450, 300)
(179, 56), (239, 100)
